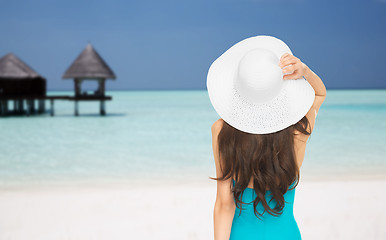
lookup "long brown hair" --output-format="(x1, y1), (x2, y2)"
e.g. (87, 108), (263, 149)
(210, 116), (312, 219)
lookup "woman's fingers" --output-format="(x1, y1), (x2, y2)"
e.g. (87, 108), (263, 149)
(279, 54), (306, 80)
(283, 73), (301, 80)
(280, 58), (299, 68)
(283, 68), (303, 80)
(280, 53), (290, 61)
(279, 54), (300, 68)
(282, 64), (296, 74)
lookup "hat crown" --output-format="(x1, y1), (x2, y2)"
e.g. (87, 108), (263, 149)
(234, 48), (284, 104)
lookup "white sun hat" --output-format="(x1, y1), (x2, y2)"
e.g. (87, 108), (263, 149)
(206, 35), (315, 134)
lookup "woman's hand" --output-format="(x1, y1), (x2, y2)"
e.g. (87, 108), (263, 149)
(278, 53), (309, 80)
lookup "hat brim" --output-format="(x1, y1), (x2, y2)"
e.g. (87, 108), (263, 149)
(207, 35), (315, 134)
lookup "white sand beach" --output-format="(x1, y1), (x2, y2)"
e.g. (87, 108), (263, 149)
(0, 179), (385, 240)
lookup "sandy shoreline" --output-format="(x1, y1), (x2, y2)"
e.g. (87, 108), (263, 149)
(0, 179), (385, 240)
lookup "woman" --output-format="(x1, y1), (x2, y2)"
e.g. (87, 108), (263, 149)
(207, 36), (326, 239)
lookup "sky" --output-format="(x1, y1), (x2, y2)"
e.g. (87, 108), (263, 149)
(0, 0), (385, 91)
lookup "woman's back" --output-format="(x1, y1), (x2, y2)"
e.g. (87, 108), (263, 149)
(227, 126), (309, 240)
(227, 116), (311, 240)
(230, 178), (301, 240)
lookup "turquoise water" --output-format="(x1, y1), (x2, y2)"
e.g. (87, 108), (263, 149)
(0, 89), (385, 187)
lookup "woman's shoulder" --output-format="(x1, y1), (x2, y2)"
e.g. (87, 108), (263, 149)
(211, 118), (224, 134)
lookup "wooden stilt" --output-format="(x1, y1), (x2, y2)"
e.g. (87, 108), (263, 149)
(4, 100), (8, 115)
(18, 99), (24, 114)
(0, 100), (3, 116)
(75, 100), (79, 116)
(38, 99), (45, 113)
(50, 99), (54, 116)
(100, 100), (105, 115)
(13, 100), (17, 113)
(31, 99), (36, 113)
(26, 99), (31, 116)
(2, 100), (7, 116)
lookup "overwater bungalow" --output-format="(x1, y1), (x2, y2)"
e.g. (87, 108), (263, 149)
(0, 53), (46, 116)
(62, 43), (116, 116)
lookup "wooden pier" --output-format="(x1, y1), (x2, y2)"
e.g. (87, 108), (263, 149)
(0, 95), (112, 116)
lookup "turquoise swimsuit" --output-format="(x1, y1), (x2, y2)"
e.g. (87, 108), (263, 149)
(230, 179), (301, 240)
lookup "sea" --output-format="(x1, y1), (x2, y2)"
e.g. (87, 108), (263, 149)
(0, 89), (385, 188)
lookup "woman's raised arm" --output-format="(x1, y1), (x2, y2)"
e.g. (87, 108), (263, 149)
(279, 53), (327, 135)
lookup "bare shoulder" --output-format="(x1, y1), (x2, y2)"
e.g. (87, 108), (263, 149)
(211, 118), (224, 135)
(294, 94), (326, 142)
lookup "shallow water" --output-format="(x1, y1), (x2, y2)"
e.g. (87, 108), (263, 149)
(0, 89), (385, 187)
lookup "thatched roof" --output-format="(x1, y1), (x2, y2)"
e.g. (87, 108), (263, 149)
(0, 53), (44, 79)
(62, 44), (116, 79)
